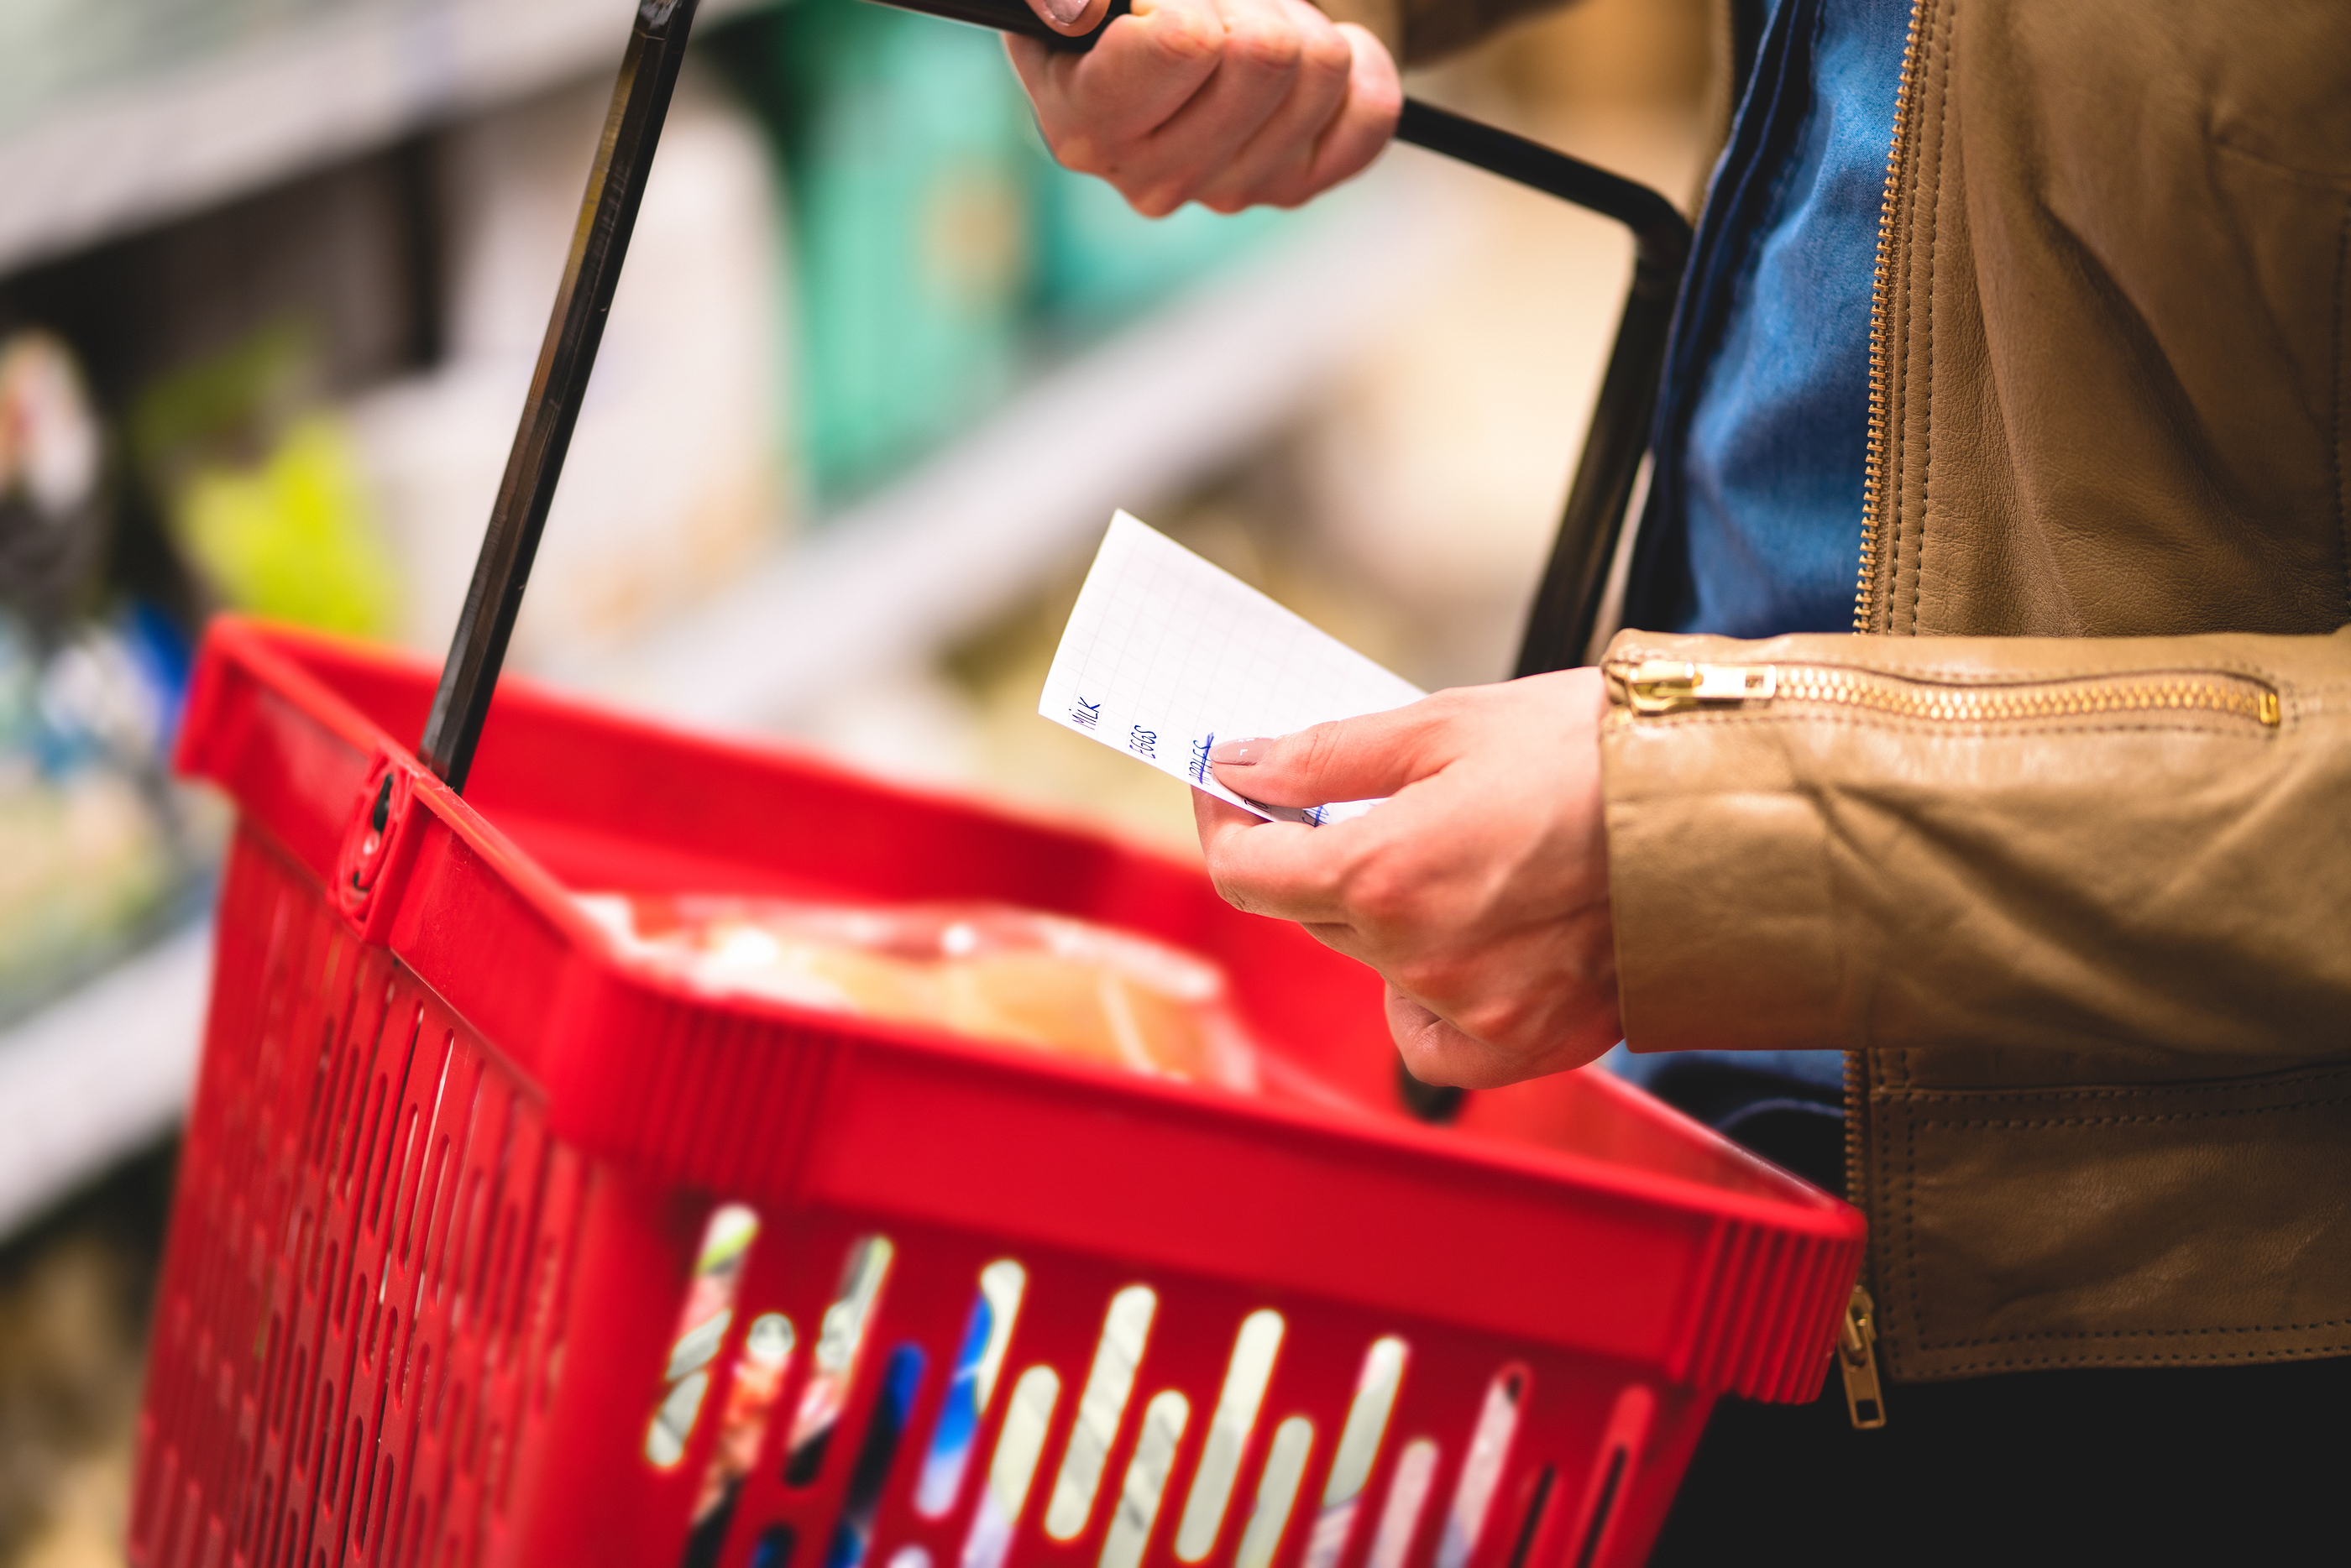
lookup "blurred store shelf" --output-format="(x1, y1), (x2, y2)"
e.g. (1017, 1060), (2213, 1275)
(0, 0), (767, 277)
(0, 920), (210, 1241)
(0, 163), (1466, 1243)
(556, 164), (1464, 734)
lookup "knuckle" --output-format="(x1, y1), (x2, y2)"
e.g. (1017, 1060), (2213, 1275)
(1399, 974), (1507, 1046)
(1225, 16), (1302, 72)
(1302, 30), (1352, 79)
(1055, 133), (1107, 175)
(1354, 66), (1404, 122)
(1408, 692), (1469, 745)
(1293, 719), (1350, 779)
(1128, 181), (1188, 217)
(1155, 8), (1223, 62)
(1338, 850), (1415, 927)
(1451, 997), (1514, 1043)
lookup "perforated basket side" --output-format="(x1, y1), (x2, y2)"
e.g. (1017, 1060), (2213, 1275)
(621, 1208), (1725, 1568)
(129, 830), (1725, 1568)
(133, 831), (589, 1568)
(144, 620), (1869, 1568)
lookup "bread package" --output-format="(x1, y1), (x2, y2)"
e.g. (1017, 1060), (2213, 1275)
(578, 893), (1262, 1092)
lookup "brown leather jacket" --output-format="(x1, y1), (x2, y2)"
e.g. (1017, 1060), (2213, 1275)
(1364, 0), (2351, 1381)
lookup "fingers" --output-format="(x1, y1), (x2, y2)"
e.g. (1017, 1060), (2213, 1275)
(1209, 695), (1457, 809)
(1192, 786), (1355, 923)
(1207, 17), (1404, 212)
(1013, 0), (1397, 213)
(1186, 676), (1622, 1091)
(1024, 0), (1112, 34)
(1386, 985), (1490, 1087)
(1149, 0), (1345, 212)
(1193, 693), (1472, 925)
(1190, 783), (1258, 840)
(1100, 0), (1318, 214)
(1386, 982), (1615, 1091)
(1023, 0), (1227, 157)
(1189, 2), (1354, 210)
(1298, 23), (1404, 196)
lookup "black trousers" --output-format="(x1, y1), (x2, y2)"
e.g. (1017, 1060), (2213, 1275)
(1649, 1344), (2351, 1563)
(1647, 1087), (2348, 1563)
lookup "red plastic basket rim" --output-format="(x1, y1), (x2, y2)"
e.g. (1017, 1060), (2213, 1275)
(180, 619), (1855, 1242)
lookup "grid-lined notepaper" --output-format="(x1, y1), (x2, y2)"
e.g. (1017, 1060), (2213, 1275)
(1039, 512), (1426, 825)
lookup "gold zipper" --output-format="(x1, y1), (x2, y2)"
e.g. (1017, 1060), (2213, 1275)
(1854, 0), (1927, 635)
(1840, 7), (1927, 1425)
(1837, 1284), (1888, 1429)
(1843, 1046), (1869, 1351)
(1615, 660), (2283, 729)
(1620, 651), (2282, 1430)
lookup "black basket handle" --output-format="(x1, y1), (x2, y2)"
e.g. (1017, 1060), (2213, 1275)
(420, 0), (704, 790)
(877, 0), (1694, 677)
(422, 0), (1691, 791)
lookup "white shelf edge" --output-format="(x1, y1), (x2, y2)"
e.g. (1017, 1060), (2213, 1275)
(0, 0), (767, 277)
(550, 165), (1467, 734)
(0, 920), (212, 1241)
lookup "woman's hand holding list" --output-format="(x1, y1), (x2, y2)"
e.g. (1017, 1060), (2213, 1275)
(1194, 670), (1621, 1090)
(1013, 0), (1401, 215)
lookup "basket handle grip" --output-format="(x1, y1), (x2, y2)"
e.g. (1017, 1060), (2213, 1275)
(874, 0), (1693, 672)
(420, 0), (704, 791)
(421, 0), (1695, 790)
(878, 0), (1691, 267)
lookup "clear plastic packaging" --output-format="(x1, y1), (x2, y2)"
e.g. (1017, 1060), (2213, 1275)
(578, 894), (1264, 1092)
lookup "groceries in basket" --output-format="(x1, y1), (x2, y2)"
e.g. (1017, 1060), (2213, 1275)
(578, 892), (1263, 1090)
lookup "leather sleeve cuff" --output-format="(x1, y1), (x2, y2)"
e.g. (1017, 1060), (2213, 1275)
(1598, 634), (1845, 1055)
(1595, 624), (2351, 1063)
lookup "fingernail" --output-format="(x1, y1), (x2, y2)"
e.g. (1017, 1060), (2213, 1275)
(1210, 738), (1271, 766)
(1042, 0), (1088, 24)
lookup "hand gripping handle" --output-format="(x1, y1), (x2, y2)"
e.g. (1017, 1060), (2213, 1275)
(421, 0), (1690, 794)
(872, 0), (1694, 675)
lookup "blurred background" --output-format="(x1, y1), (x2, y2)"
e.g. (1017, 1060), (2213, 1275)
(0, 0), (1714, 1560)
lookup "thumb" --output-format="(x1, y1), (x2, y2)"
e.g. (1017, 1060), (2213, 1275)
(1026, 0), (1112, 34)
(1208, 701), (1449, 809)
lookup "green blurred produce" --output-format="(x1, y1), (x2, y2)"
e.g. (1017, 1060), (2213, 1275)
(129, 322), (397, 638)
(171, 415), (395, 637)
(716, 0), (1290, 500)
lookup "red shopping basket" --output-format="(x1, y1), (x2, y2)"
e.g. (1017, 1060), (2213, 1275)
(129, 3), (1862, 1563)
(137, 621), (1861, 1568)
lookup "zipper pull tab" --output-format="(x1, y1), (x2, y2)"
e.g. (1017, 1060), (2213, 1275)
(1615, 660), (1778, 715)
(1837, 1283), (1888, 1429)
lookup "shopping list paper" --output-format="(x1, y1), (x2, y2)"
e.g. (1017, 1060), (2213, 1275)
(1039, 512), (1426, 825)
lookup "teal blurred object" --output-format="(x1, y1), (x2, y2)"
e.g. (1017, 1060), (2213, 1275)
(760, 0), (1037, 497)
(713, 0), (1293, 498)
(1027, 129), (1286, 335)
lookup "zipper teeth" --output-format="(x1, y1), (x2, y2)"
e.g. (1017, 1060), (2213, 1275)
(1842, 1045), (1866, 1210)
(1774, 668), (2280, 725)
(1854, 0), (1926, 635)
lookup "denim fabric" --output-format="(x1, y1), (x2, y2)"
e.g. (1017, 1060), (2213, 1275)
(1604, 1044), (1846, 1095)
(1601, 0), (1909, 1132)
(1626, 0), (1910, 640)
